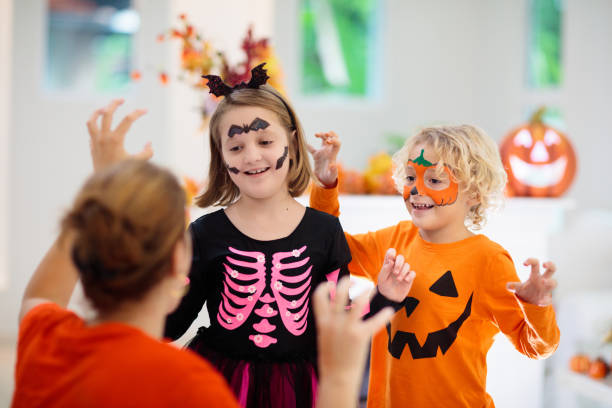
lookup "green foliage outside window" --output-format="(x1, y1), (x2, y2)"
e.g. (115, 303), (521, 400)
(528, 0), (563, 88)
(300, 0), (378, 96)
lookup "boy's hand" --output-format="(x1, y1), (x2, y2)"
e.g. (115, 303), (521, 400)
(86, 99), (152, 172)
(506, 258), (557, 306)
(377, 248), (416, 302)
(307, 131), (340, 187)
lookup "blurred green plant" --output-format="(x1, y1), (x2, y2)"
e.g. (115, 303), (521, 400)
(300, 0), (378, 96)
(528, 0), (563, 88)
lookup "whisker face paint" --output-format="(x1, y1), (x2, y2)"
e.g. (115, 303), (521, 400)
(275, 146), (289, 170)
(225, 163), (240, 174)
(403, 149), (458, 206)
(228, 117), (270, 138)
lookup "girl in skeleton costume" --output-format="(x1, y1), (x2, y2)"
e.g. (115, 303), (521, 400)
(308, 127), (560, 408)
(164, 64), (415, 408)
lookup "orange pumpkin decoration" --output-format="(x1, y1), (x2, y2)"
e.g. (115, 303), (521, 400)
(569, 354), (591, 373)
(588, 358), (610, 379)
(338, 163), (367, 195)
(500, 107), (577, 197)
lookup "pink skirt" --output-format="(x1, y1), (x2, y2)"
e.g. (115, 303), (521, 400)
(189, 339), (317, 408)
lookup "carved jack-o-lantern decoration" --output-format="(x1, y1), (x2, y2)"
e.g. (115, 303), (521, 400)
(500, 108), (577, 197)
(386, 270), (472, 359)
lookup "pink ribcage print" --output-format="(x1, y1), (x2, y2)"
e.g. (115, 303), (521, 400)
(270, 246), (311, 337)
(217, 245), (340, 349)
(217, 247), (267, 331)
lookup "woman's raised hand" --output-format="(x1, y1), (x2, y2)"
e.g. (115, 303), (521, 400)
(86, 99), (152, 172)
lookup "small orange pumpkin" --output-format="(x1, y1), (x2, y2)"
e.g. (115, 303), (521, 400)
(500, 107), (577, 197)
(338, 164), (367, 194)
(588, 358), (610, 379)
(569, 354), (591, 373)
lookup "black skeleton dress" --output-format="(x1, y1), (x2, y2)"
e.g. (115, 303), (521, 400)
(164, 207), (351, 408)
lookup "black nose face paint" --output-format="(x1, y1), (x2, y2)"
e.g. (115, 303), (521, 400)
(410, 186), (418, 195)
(275, 146), (289, 170)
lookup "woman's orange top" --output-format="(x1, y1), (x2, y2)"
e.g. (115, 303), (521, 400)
(310, 185), (560, 408)
(12, 303), (240, 408)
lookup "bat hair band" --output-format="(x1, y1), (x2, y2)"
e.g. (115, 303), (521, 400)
(203, 63), (297, 130)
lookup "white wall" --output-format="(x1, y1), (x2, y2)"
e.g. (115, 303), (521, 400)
(276, 0), (612, 210)
(0, 0), (173, 335)
(0, 0), (12, 291)
(168, 0), (275, 181)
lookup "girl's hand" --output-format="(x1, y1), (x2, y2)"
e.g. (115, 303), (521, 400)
(313, 276), (394, 399)
(307, 131), (340, 187)
(506, 258), (557, 306)
(86, 99), (152, 172)
(377, 248), (416, 302)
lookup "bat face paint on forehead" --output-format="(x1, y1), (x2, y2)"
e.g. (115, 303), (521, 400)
(402, 149), (458, 206)
(275, 146), (289, 170)
(228, 117), (270, 138)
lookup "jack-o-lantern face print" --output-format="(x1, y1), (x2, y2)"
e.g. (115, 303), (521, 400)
(386, 270), (473, 359)
(500, 121), (577, 197)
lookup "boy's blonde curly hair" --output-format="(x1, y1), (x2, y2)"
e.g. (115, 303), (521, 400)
(392, 125), (507, 229)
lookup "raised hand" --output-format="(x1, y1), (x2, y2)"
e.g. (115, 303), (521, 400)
(314, 276), (394, 407)
(86, 99), (152, 172)
(506, 258), (557, 306)
(377, 248), (416, 303)
(307, 131), (341, 187)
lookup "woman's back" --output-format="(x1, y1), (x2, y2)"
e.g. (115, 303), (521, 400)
(13, 303), (239, 408)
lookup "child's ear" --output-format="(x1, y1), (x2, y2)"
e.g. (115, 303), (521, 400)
(467, 191), (480, 208)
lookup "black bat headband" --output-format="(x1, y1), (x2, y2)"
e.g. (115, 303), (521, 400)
(203, 63), (297, 130)
(203, 63), (270, 97)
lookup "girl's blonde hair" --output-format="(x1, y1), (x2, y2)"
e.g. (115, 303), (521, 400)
(61, 159), (186, 313)
(196, 85), (313, 207)
(392, 125), (507, 229)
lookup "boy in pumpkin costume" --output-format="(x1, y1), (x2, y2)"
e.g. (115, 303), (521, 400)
(308, 126), (560, 408)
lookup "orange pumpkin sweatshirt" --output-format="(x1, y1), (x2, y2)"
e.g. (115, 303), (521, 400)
(310, 185), (560, 408)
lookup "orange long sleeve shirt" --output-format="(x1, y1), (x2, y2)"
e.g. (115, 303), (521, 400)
(13, 303), (240, 408)
(311, 185), (560, 408)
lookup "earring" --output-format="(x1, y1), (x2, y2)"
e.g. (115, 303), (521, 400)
(170, 276), (190, 298)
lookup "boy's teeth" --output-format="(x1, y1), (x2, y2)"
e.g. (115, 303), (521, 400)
(413, 203), (433, 209)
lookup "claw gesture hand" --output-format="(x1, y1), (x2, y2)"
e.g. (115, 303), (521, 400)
(314, 276), (394, 401)
(377, 248), (416, 302)
(506, 258), (557, 306)
(86, 99), (152, 172)
(307, 131), (341, 187)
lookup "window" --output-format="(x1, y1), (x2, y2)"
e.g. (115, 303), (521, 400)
(527, 0), (563, 88)
(300, 0), (380, 97)
(45, 0), (140, 92)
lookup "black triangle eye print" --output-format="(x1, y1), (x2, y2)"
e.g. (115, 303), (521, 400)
(386, 269), (472, 360)
(429, 270), (458, 297)
(404, 297), (419, 318)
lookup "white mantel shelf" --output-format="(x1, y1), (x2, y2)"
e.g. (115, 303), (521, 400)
(558, 370), (612, 406)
